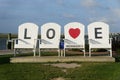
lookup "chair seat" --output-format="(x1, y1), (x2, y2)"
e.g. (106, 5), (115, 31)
(15, 44), (34, 48)
(40, 44), (59, 49)
(90, 44), (111, 48)
(65, 44), (84, 48)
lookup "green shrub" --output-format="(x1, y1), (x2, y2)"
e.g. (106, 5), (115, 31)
(0, 63), (65, 80)
(116, 49), (120, 54)
(96, 49), (107, 52)
(0, 56), (10, 64)
(115, 56), (120, 62)
(71, 48), (80, 51)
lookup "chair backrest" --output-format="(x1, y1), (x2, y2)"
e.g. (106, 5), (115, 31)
(15, 23), (38, 48)
(64, 22), (85, 48)
(40, 23), (61, 48)
(88, 22), (110, 48)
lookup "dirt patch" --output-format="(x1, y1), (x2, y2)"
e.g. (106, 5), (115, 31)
(45, 63), (81, 68)
(51, 77), (65, 80)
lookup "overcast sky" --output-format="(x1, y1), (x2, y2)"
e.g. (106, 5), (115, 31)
(0, 0), (120, 33)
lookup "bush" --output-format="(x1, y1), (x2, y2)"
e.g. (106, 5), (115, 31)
(0, 56), (10, 64)
(116, 49), (120, 55)
(96, 49), (107, 52)
(115, 56), (120, 62)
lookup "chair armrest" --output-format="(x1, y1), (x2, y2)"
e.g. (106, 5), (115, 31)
(109, 38), (112, 44)
(36, 39), (41, 44)
(7, 40), (13, 42)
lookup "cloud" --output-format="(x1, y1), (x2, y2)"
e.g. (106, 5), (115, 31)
(80, 0), (97, 7)
(88, 16), (118, 25)
(63, 13), (75, 18)
(97, 17), (109, 23)
(111, 8), (120, 17)
(89, 17), (108, 23)
(89, 17), (106, 22)
(57, 0), (64, 5)
(0, 0), (10, 7)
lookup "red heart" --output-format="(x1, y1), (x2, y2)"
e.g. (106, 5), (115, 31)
(69, 28), (80, 39)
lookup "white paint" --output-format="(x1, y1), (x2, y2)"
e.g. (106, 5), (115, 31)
(14, 23), (39, 56)
(39, 23), (61, 56)
(13, 22), (112, 57)
(14, 23), (38, 48)
(64, 22), (85, 56)
(40, 23), (61, 48)
(88, 22), (112, 57)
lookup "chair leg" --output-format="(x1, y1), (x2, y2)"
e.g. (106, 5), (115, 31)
(39, 48), (41, 57)
(110, 49), (112, 57)
(58, 49), (60, 57)
(61, 49), (64, 57)
(83, 49), (85, 57)
(14, 48), (16, 57)
(33, 49), (36, 57)
(89, 48), (91, 57)
(64, 48), (65, 57)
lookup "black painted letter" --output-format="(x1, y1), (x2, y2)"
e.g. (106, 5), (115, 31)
(46, 28), (55, 39)
(95, 28), (102, 39)
(24, 28), (31, 39)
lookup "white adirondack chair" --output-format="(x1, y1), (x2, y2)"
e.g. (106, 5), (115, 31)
(14, 23), (39, 56)
(64, 22), (85, 57)
(39, 23), (61, 56)
(88, 22), (112, 57)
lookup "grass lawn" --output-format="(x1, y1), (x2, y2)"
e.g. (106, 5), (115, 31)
(0, 54), (120, 80)
(0, 63), (120, 80)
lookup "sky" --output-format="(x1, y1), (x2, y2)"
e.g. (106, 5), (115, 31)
(0, 0), (120, 34)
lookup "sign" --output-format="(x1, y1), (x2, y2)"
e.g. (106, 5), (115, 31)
(40, 23), (61, 48)
(14, 22), (111, 50)
(64, 22), (85, 48)
(14, 22), (112, 57)
(88, 22), (111, 48)
(14, 23), (39, 48)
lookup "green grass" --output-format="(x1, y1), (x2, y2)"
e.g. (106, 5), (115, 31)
(0, 54), (120, 80)
(66, 63), (120, 80)
(0, 62), (120, 80)
(13, 51), (82, 56)
(0, 63), (64, 80)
